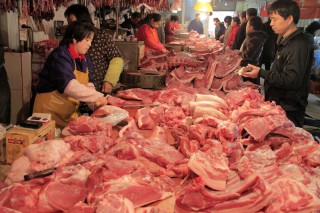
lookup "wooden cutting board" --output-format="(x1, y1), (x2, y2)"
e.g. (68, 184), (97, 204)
(121, 71), (166, 89)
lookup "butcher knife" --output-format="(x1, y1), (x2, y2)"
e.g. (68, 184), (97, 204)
(23, 157), (92, 181)
(122, 103), (160, 108)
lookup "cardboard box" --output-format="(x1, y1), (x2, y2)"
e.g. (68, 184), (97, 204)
(5, 121), (55, 164)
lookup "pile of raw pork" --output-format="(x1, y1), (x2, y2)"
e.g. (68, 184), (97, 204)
(2, 86), (320, 212)
(1, 42), (320, 212)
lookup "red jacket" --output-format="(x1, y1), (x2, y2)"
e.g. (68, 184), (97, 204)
(228, 25), (240, 48)
(135, 24), (166, 52)
(165, 21), (175, 43)
(165, 21), (180, 43)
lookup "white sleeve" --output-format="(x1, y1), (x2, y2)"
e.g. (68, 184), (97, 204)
(64, 79), (104, 103)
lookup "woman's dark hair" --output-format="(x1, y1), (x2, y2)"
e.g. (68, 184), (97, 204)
(131, 12), (141, 19)
(246, 8), (257, 18)
(60, 21), (96, 46)
(141, 13), (162, 25)
(213, 18), (220, 22)
(268, 0), (300, 24)
(64, 4), (94, 25)
(150, 13), (162, 22)
(224, 16), (232, 25)
(170, 15), (179, 22)
(249, 16), (263, 31)
(240, 11), (246, 19)
(232, 17), (241, 25)
(305, 21), (320, 35)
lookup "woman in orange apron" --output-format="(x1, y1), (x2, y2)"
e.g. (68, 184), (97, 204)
(33, 21), (107, 128)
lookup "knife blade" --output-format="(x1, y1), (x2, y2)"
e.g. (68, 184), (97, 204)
(122, 104), (160, 108)
(24, 157), (93, 181)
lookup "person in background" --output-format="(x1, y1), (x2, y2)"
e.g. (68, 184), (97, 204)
(239, 11), (247, 25)
(240, 16), (268, 85)
(135, 13), (168, 53)
(165, 15), (180, 43)
(157, 20), (166, 44)
(65, 4), (123, 95)
(187, 14), (204, 34)
(120, 12), (141, 36)
(232, 8), (257, 50)
(227, 17), (240, 48)
(304, 21), (320, 50)
(259, 19), (277, 70)
(220, 16), (232, 45)
(213, 18), (226, 41)
(0, 43), (10, 124)
(242, 0), (313, 127)
(33, 21), (107, 128)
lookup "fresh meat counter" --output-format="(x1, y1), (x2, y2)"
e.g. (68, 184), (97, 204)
(1, 37), (320, 212)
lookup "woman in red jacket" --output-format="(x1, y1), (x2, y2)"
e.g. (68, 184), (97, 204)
(165, 15), (180, 43)
(135, 13), (168, 53)
(228, 17), (240, 48)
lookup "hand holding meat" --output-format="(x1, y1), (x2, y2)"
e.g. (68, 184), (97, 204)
(95, 96), (108, 108)
(102, 81), (113, 94)
(241, 64), (259, 78)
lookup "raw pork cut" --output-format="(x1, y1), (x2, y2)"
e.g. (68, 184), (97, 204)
(135, 107), (155, 130)
(241, 115), (294, 142)
(188, 150), (230, 190)
(95, 194), (134, 213)
(5, 140), (70, 185)
(36, 164), (90, 212)
(88, 170), (175, 208)
(266, 178), (320, 212)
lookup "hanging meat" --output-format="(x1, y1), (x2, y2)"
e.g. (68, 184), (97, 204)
(0, 0), (17, 13)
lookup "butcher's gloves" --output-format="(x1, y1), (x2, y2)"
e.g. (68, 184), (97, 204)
(103, 57), (124, 93)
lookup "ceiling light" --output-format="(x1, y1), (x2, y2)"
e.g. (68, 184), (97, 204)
(194, 2), (213, 12)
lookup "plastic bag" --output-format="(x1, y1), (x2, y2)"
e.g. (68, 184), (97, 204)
(91, 105), (129, 126)
(97, 110), (129, 126)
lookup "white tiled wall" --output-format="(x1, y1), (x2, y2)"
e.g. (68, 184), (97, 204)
(0, 11), (19, 50)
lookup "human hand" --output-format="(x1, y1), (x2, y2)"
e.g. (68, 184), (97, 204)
(162, 49), (169, 54)
(95, 96), (108, 108)
(241, 64), (260, 79)
(102, 81), (113, 94)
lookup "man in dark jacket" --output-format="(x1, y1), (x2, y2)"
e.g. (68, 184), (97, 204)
(120, 12), (141, 36)
(188, 14), (204, 34)
(232, 8), (257, 50)
(243, 0), (313, 127)
(213, 18), (226, 41)
(240, 16), (268, 85)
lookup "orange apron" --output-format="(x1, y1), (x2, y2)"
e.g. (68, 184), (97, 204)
(33, 62), (89, 128)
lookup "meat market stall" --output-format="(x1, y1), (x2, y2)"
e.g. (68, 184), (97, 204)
(1, 34), (320, 212)
(1, 1), (320, 212)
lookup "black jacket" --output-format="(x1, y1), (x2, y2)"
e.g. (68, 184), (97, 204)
(215, 22), (226, 40)
(241, 30), (268, 66)
(259, 29), (313, 113)
(231, 21), (247, 50)
(260, 21), (277, 64)
(120, 19), (139, 36)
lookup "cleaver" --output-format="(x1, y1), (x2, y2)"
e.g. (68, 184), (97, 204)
(24, 157), (92, 181)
